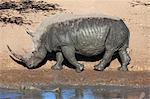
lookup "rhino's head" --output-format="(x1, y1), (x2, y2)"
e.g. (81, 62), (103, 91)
(7, 29), (47, 69)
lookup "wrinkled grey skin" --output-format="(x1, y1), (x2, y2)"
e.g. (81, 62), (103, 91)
(8, 13), (131, 73)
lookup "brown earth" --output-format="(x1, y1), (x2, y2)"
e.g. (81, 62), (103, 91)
(0, 0), (150, 88)
(0, 69), (149, 89)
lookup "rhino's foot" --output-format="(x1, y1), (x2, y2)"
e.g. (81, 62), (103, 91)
(75, 64), (84, 73)
(117, 66), (128, 71)
(94, 65), (105, 71)
(27, 66), (34, 69)
(27, 64), (36, 69)
(51, 64), (63, 70)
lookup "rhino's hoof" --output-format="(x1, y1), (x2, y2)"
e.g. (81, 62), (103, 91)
(51, 64), (63, 70)
(75, 65), (84, 73)
(118, 66), (128, 71)
(94, 65), (105, 71)
(75, 68), (83, 73)
(27, 64), (35, 69)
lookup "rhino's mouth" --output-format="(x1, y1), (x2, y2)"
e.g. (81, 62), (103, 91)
(7, 45), (24, 62)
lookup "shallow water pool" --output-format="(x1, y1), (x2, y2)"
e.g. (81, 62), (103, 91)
(0, 85), (149, 99)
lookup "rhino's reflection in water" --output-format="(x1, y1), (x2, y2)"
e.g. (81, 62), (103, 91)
(0, 85), (149, 99)
(42, 88), (95, 99)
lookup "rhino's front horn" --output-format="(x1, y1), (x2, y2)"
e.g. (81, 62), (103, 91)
(7, 45), (24, 62)
(26, 28), (34, 37)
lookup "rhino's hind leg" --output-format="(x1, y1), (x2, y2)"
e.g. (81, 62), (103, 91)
(118, 49), (131, 71)
(51, 52), (64, 70)
(94, 50), (114, 71)
(61, 46), (84, 73)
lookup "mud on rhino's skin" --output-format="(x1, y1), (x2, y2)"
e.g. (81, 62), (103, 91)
(7, 13), (131, 73)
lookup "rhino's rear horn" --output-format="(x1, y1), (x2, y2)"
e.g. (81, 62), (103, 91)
(26, 28), (34, 37)
(7, 45), (24, 62)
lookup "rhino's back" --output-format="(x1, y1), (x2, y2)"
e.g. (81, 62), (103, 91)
(37, 13), (121, 38)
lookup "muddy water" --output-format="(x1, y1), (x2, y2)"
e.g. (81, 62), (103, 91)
(0, 85), (149, 99)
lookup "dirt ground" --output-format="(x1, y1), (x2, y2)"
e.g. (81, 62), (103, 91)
(0, 0), (150, 88)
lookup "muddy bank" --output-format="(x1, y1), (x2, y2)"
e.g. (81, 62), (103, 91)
(0, 69), (149, 89)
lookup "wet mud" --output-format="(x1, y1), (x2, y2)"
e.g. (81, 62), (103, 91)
(0, 69), (149, 89)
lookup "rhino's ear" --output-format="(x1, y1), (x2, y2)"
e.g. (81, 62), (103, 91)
(26, 28), (34, 37)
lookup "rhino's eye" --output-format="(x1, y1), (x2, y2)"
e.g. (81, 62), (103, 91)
(32, 51), (37, 54)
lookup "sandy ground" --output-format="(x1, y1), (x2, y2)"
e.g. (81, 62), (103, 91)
(0, 0), (150, 87)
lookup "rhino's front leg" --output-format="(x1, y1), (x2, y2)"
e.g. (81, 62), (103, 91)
(51, 52), (64, 70)
(94, 50), (114, 71)
(61, 46), (84, 73)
